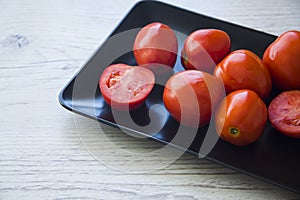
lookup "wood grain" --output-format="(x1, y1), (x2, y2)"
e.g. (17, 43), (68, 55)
(0, 0), (300, 199)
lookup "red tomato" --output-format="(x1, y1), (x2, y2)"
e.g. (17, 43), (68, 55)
(263, 30), (300, 91)
(214, 49), (272, 99)
(268, 90), (300, 138)
(133, 22), (178, 73)
(163, 70), (224, 127)
(99, 64), (155, 111)
(215, 89), (268, 146)
(181, 29), (231, 73)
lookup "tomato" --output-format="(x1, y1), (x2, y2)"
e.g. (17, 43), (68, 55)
(263, 30), (300, 91)
(214, 49), (272, 99)
(181, 29), (231, 73)
(133, 22), (178, 73)
(99, 64), (155, 111)
(215, 89), (268, 146)
(268, 90), (300, 138)
(163, 70), (224, 127)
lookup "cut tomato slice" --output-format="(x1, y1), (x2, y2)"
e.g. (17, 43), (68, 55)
(268, 90), (300, 138)
(99, 64), (155, 111)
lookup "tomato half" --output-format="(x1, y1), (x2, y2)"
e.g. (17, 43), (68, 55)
(133, 22), (178, 73)
(163, 70), (224, 127)
(215, 89), (268, 146)
(99, 64), (155, 111)
(268, 90), (300, 138)
(214, 49), (272, 99)
(181, 29), (231, 73)
(263, 30), (300, 91)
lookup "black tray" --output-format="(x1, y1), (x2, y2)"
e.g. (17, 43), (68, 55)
(58, 0), (300, 194)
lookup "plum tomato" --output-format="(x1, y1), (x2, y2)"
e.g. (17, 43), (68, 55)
(215, 89), (268, 146)
(133, 22), (178, 73)
(214, 49), (272, 99)
(268, 90), (300, 138)
(263, 30), (300, 90)
(99, 63), (155, 111)
(181, 29), (231, 73)
(163, 70), (224, 127)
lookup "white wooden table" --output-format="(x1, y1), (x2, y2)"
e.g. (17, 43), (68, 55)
(1, 0), (300, 199)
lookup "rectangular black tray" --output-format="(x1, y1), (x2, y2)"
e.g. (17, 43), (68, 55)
(59, 0), (300, 194)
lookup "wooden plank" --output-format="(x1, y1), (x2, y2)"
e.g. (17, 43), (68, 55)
(0, 0), (299, 199)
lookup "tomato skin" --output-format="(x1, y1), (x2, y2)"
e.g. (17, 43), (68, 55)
(181, 29), (231, 73)
(215, 89), (268, 146)
(263, 30), (300, 91)
(268, 90), (300, 138)
(214, 49), (272, 99)
(99, 64), (155, 111)
(133, 22), (178, 71)
(163, 70), (224, 127)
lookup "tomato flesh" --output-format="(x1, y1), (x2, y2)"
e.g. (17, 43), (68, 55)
(268, 90), (300, 138)
(99, 64), (155, 111)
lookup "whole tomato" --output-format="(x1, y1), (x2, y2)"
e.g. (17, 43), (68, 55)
(133, 22), (178, 73)
(99, 64), (155, 111)
(214, 49), (272, 99)
(215, 89), (268, 146)
(181, 29), (231, 73)
(263, 30), (300, 90)
(163, 70), (224, 127)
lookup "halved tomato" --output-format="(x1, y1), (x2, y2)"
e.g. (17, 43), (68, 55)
(268, 90), (300, 138)
(99, 64), (155, 111)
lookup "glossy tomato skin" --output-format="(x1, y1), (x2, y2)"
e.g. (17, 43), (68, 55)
(163, 70), (224, 127)
(214, 49), (272, 99)
(181, 29), (231, 73)
(133, 22), (178, 71)
(268, 90), (300, 138)
(263, 30), (300, 90)
(99, 64), (155, 111)
(215, 89), (268, 146)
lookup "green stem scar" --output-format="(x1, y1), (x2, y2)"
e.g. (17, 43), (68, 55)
(229, 127), (240, 137)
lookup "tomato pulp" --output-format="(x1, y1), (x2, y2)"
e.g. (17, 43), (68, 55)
(99, 64), (155, 111)
(268, 90), (300, 138)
